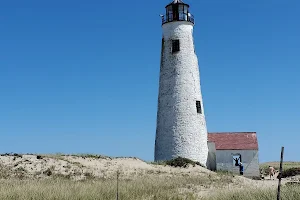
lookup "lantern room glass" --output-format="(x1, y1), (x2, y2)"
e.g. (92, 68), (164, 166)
(164, 3), (193, 24)
(167, 6), (173, 21)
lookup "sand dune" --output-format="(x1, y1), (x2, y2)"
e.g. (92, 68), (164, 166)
(0, 154), (296, 199)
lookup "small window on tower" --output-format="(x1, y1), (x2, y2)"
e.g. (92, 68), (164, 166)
(172, 40), (180, 53)
(196, 101), (202, 114)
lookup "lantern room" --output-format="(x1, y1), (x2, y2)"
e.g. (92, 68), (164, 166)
(162, 0), (194, 25)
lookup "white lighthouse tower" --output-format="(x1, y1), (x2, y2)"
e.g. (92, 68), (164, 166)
(155, 0), (208, 165)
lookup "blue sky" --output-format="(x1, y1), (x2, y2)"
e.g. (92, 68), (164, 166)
(0, 0), (299, 163)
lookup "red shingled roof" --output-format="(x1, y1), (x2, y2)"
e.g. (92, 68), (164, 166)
(207, 132), (258, 150)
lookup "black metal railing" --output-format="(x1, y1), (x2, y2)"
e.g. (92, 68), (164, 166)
(162, 14), (195, 25)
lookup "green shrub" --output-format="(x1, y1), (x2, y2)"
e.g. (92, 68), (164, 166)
(281, 168), (300, 178)
(72, 154), (109, 159)
(165, 157), (205, 168)
(43, 168), (52, 176)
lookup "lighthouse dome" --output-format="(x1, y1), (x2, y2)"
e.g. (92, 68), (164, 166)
(169, 0), (185, 4)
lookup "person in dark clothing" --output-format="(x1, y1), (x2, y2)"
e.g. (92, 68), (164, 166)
(239, 162), (244, 175)
(234, 158), (239, 166)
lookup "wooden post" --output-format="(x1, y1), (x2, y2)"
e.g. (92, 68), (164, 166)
(277, 146), (284, 200)
(116, 171), (119, 200)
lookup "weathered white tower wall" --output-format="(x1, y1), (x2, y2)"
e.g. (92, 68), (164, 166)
(154, 19), (208, 165)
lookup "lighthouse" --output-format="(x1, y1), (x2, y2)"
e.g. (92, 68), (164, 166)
(154, 0), (208, 165)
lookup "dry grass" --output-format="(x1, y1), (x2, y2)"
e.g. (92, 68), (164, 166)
(208, 185), (300, 200)
(0, 172), (236, 200)
(260, 162), (300, 172)
(260, 162), (300, 178)
(1, 156), (300, 199)
(0, 176), (205, 200)
(0, 176), (299, 200)
(1, 164), (300, 200)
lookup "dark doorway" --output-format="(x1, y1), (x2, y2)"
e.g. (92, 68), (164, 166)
(233, 154), (242, 166)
